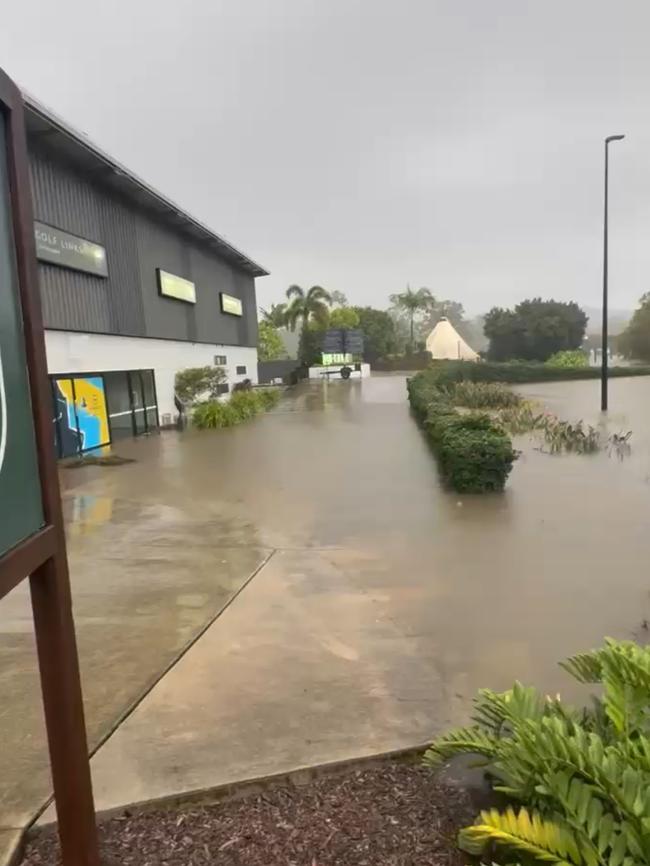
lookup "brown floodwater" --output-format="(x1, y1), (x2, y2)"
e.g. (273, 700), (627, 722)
(2, 373), (650, 831)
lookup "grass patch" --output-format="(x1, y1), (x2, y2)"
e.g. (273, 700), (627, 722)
(445, 380), (523, 409)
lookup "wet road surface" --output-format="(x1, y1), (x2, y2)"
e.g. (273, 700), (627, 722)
(4, 374), (650, 834)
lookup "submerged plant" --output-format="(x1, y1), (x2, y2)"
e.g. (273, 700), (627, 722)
(608, 431), (633, 461)
(541, 418), (601, 454)
(424, 638), (650, 866)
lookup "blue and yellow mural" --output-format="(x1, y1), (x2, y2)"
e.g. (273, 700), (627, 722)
(53, 376), (110, 456)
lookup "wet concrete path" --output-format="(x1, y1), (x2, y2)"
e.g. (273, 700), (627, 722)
(4, 375), (650, 834)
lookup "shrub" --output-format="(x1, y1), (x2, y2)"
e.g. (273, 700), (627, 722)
(192, 388), (280, 429)
(423, 638), (650, 866)
(407, 375), (516, 493)
(229, 390), (259, 421)
(192, 401), (238, 429)
(175, 366), (226, 404)
(256, 388), (281, 410)
(545, 349), (590, 368)
(436, 419), (516, 492)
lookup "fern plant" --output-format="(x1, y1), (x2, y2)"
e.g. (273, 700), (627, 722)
(423, 639), (650, 866)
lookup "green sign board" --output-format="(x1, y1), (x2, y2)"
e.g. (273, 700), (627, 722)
(0, 112), (44, 556)
(157, 268), (196, 304)
(34, 221), (108, 277)
(220, 292), (243, 316)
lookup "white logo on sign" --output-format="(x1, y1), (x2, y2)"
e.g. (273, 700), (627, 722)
(0, 348), (7, 473)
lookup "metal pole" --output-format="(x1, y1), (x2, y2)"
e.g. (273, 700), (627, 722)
(601, 140), (609, 411)
(601, 134), (625, 412)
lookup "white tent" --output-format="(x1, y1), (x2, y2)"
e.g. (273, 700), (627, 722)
(425, 317), (479, 361)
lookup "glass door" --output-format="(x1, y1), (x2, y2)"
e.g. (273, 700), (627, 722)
(128, 371), (146, 435)
(141, 370), (158, 431)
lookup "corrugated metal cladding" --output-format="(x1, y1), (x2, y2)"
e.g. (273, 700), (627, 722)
(28, 142), (258, 347)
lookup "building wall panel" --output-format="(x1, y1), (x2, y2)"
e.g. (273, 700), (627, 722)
(28, 142), (258, 347)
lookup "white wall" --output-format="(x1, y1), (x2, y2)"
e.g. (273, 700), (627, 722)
(45, 330), (258, 421)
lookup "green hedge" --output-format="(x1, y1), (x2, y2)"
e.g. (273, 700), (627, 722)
(407, 374), (516, 493)
(372, 352), (432, 371)
(423, 360), (650, 384)
(192, 388), (280, 429)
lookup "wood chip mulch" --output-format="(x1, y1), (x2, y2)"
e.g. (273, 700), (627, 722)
(22, 764), (475, 866)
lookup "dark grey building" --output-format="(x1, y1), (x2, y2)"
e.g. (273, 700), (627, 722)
(24, 95), (268, 455)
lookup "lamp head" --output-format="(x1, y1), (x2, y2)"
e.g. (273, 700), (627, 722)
(606, 134), (625, 143)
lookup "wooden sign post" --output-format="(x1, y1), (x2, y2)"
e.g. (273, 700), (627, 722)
(0, 68), (100, 865)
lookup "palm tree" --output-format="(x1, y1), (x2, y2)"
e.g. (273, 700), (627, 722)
(389, 286), (434, 351)
(284, 285), (331, 331)
(259, 303), (287, 328)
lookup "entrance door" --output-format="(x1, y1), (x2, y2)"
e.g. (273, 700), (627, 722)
(128, 371), (147, 435)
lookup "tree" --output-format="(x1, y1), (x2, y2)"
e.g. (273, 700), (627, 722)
(258, 320), (285, 361)
(329, 307), (360, 329)
(298, 320), (326, 366)
(284, 284), (331, 331)
(422, 299), (466, 333)
(618, 293), (650, 361)
(388, 286), (434, 351)
(352, 307), (397, 362)
(329, 290), (348, 307)
(259, 303), (287, 327)
(484, 298), (588, 362)
(175, 366), (227, 405)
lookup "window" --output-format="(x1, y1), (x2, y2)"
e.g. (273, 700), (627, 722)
(236, 365), (247, 375)
(216, 383), (229, 395)
(214, 355), (227, 365)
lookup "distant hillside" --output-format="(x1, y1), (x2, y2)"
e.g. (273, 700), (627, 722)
(583, 306), (632, 336)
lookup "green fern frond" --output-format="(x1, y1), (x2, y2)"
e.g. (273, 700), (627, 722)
(459, 806), (582, 865)
(560, 651), (604, 684)
(474, 689), (513, 732)
(538, 770), (631, 866)
(474, 683), (551, 735)
(422, 725), (500, 768)
(603, 640), (650, 688)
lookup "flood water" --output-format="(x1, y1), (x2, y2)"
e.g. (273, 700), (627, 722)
(3, 372), (650, 828)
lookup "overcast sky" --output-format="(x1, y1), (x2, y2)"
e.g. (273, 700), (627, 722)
(0, 0), (647, 316)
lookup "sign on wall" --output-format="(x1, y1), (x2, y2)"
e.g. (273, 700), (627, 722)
(0, 116), (44, 556)
(34, 221), (108, 278)
(157, 268), (196, 303)
(220, 292), (243, 316)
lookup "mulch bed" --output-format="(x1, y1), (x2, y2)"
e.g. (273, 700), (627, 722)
(22, 763), (475, 866)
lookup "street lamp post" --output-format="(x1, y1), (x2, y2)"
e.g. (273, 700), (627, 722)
(601, 134), (625, 412)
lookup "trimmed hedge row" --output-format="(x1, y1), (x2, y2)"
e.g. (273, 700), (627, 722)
(425, 360), (650, 384)
(407, 373), (516, 493)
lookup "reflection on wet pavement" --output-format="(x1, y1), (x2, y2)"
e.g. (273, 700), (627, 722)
(1, 456), (271, 828)
(5, 374), (650, 829)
